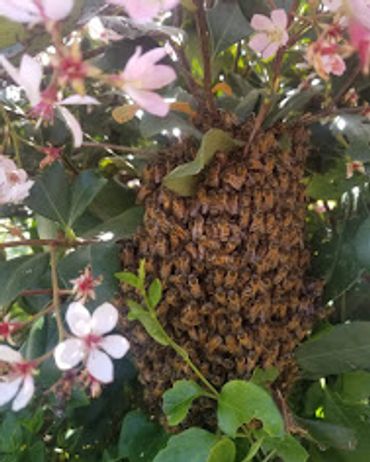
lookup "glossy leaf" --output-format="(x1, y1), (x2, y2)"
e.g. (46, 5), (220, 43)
(163, 380), (206, 426)
(217, 380), (284, 438)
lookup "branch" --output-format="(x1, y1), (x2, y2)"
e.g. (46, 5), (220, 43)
(50, 246), (64, 341)
(0, 238), (98, 249)
(193, 0), (216, 113)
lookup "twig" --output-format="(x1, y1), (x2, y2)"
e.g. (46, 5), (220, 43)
(50, 246), (64, 341)
(81, 141), (146, 153)
(20, 289), (72, 297)
(333, 63), (362, 106)
(193, 0), (216, 113)
(0, 238), (98, 249)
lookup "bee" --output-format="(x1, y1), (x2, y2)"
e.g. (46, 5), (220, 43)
(169, 273), (187, 287)
(157, 190), (172, 211)
(226, 192), (239, 216)
(205, 161), (222, 188)
(191, 215), (204, 240)
(230, 313), (242, 330)
(236, 357), (248, 375)
(250, 212), (265, 233)
(172, 223), (187, 241)
(121, 244), (135, 267)
(213, 268), (225, 288)
(137, 185), (153, 203)
(279, 172), (290, 193)
(225, 270), (238, 288)
(214, 288), (227, 306)
(262, 189), (274, 211)
(189, 274), (203, 299)
(154, 210), (172, 233)
(217, 219), (231, 242)
(223, 165), (247, 191)
(172, 197), (187, 221)
(225, 335), (241, 355)
(169, 233), (181, 251)
(253, 189), (263, 210)
(206, 336), (223, 354)
(174, 254), (191, 274)
(153, 163), (166, 184)
(153, 235), (168, 257)
(208, 253), (234, 268)
(227, 291), (241, 312)
(181, 302), (201, 327)
(238, 332), (253, 349)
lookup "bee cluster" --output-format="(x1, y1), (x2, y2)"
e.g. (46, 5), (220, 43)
(120, 122), (323, 425)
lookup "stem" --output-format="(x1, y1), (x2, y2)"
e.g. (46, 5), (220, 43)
(50, 247), (64, 341)
(0, 238), (97, 249)
(20, 289), (72, 297)
(82, 142), (147, 154)
(261, 450), (277, 462)
(193, 0), (216, 113)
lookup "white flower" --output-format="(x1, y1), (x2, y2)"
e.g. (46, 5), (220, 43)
(0, 346), (35, 411)
(0, 155), (34, 205)
(0, 54), (99, 147)
(0, 0), (74, 25)
(54, 302), (130, 384)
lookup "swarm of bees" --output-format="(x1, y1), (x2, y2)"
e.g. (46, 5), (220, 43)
(120, 119), (323, 427)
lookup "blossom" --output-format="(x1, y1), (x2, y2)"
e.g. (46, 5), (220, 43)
(0, 346), (35, 411)
(0, 316), (22, 344)
(106, 0), (179, 23)
(307, 40), (346, 79)
(54, 302), (130, 384)
(348, 20), (370, 73)
(0, 155), (34, 205)
(70, 266), (102, 303)
(0, 0), (74, 25)
(249, 9), (289, 59)
(117, 47), (176, 117)
(0, 54), (99, 147)
(346, 160), (366, 178)
(39, 146), (63, 169)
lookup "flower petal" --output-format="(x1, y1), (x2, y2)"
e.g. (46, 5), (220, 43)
(249, 33), (270, 54)
(0, 0), (40, 23)
(100, 335), (130, 359)
(60, 95), (100, 105)
(91, 303), (118, 336)
(124, 87), (170, 116)
(54, 338), (86, 370)
(12, 375), (34, 411)
(66, 302), (92, 337)
(251, 14), (274, 31)
(107, 0), (161, 23)
(0, 345), (22, 363)
(87, 349), (113, 383)
(19, 55), (43, 106)
(0, 377), (22, 407)
(262, 41), (280, 59)
(271, 9), (288, 29)
(139, 64), (177, 90)
(42, 0), (74, 21)
(58, 106), (84, 148)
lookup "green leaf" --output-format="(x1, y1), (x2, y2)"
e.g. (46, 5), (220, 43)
(355, 217), (370, 268)
(0, 414), (23, 453)
(68, 170), (107, 226)
(217, 380), (284, 438)
(163, 380), (206, 426)
(115, 271), (142, 289)
(118, 410), (168, 462)
(148, 279), (162, 309)
(296, 322), (370, 378)
(339, 371), (370, 402)
(23, 441), (45, 462)
(153, 428), (218, 462)
(127, 300), (170, 346)
(263, 435), (309, 462)
(0, 253), (49, 308)
(26, 163), (70, 227)
(163, 129), (243, 196)
(241, 437), (264, 462)
(330, 114), (370, 161)
(207, 437), (236, 462)
(84, 206), (144, 239)
(140, 113), (202, 140)
(207, 0), (252, 56)
(251, 367), (279, 388)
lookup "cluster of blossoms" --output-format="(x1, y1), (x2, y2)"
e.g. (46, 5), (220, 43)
(0, 0), (178, 206)
(0, 266), (129, 411)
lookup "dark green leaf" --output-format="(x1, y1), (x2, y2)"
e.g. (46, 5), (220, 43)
(0, 253), (49, 308)
(207, 437), (236, 462)
(217, 380), (284, 438)
(163, 380), (206, 426)
(153, 428), (218, 462)
(127, 300), (169, 346)
(263, 435), (309, 462)
(118, 410), (168, 462)
(296, 322), (370, 378)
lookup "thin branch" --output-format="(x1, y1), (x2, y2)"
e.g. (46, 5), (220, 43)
(50, 246), (64, 341)
(81, 141), (147, 154)
(193, 0), (216, 113)
(20, 289), (72, 297)
(0, 238), (98, 249)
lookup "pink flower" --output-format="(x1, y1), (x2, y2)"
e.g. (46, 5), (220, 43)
(346, 160), (366, 178)
(70, 266), (102, 303)
(0, 54), (100, 147)
(39, 146), (63, 169)
(0, 346), (36, 411)
(54, 302), (130, 384)
(118, 47), (176, 117)
(106, 0), (179, 23)
(0, 316), (22, 344)
(321, 52), (347, 75)
(307, 39), (347, 79)
(0, 0), (74, 25)
(348, 20), (370, 73)
(0, 155), (34, 205)
(249, 9), (289, 59)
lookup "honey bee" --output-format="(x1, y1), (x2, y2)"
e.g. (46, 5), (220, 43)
(225, 270), (238, 288)
(214, 288), (227, 305)
(225, 335), (240, 355)
(262, 190), (274, 211)
(279, 172), (290, 193)
(230, 313), (242, 330)
(208, 253), (234, 268)
(223, 165), (247, 191)
(205, 162), (222, 188)
(227, 290), (241, 312)
(191, 215), (204, 240)
(250, 213), (265, 233)
(226, 192), (239, 216)
(169, 273), (187, 287)
(236, 357), (248, 375)
(182, 302), (201, 326)
(174, 254), (191, 274)
(157, 190), (172, 211)
(189, 274), (203, 299)
(185, 242), (198, 259)
(137, 185), (153, 203)
(206, 335), (223, 354)
(172, 197), (187, 221)
(153, 235), (168, 257)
